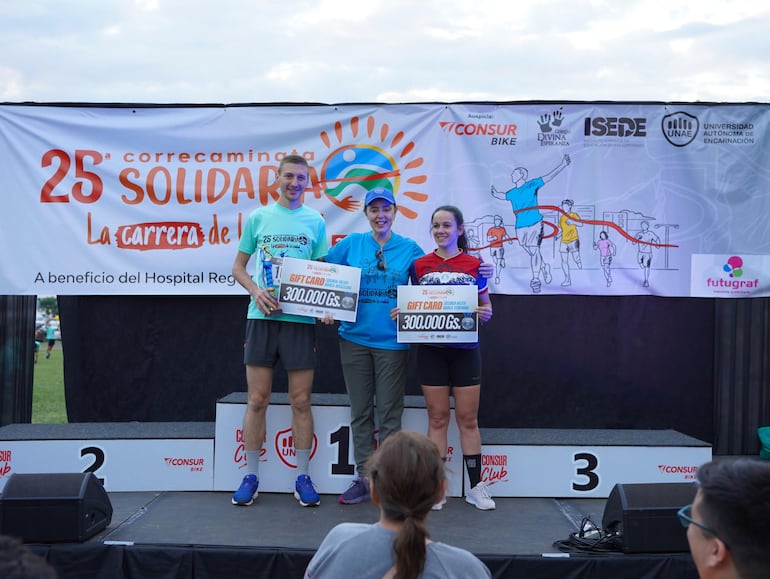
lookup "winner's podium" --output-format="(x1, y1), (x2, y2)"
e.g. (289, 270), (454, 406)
(213, 393), (464, 497)
(0, 422), (214, 492)
(475, 427), (711, 498)
(212, 392), (711, 498)
(0, 393), (711, 497)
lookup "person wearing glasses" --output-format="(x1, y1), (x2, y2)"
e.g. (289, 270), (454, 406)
(679, 458), (770, 579)
(325, 187), (426, 505)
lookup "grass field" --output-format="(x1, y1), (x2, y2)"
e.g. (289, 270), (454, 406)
(32, 342), (68, 423)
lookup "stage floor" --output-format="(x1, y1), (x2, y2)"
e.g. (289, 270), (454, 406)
(102, 490), (605, 553)
(25, 489), (699, 579)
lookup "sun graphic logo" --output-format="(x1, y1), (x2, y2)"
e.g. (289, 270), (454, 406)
(723, 255), (744, 278)
(317, 115), (429, 219)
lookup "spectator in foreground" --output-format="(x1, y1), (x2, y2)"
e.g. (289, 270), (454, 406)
(304, 430), (491, 579)
(680, 458), (770, 579)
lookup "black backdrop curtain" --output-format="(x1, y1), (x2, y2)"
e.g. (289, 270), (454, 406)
(59, 294), (715, 444)
(0, 295), (36, 425)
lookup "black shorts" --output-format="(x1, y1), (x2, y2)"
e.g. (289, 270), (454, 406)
(243, 319), (317, 370)
(417, 345), (481, 387)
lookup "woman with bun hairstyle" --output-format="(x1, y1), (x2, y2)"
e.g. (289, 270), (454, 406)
(304, 430), (491, 579)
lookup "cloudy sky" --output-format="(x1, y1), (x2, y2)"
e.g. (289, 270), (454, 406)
(2, 0), (769, 104)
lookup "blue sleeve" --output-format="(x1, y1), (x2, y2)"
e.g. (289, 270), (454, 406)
(408, 241), (424, 284)
(409, 262), (418, 285)
(326, 236), (349, 265)
(312, 219), (329, 260)
(477, 272), (488, 292)
(410, 241), (425, 262)
(237, 210), (259, 255)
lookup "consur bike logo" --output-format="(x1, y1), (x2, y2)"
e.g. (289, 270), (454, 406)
(438, 111), (518, 146)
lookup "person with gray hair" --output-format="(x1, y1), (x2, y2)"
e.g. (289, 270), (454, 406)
(679, 458), (770, 579)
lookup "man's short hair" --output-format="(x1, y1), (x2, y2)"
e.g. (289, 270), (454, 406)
(696, 459), (770, 579)
(278, 154), (309, 174)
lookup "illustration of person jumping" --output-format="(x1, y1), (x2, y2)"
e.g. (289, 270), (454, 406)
(491, 154), (571, 293)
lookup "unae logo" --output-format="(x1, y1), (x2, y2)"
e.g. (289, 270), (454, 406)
(275, 428), (319, 468)
(662, 111), (699, 147)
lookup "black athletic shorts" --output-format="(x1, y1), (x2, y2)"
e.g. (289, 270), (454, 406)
(243, 319), (316, 370)
(417, 344), (481, 387)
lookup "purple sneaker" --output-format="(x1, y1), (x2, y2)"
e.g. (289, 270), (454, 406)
(339, 477), (371, 505)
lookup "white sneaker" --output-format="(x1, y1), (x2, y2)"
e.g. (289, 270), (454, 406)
(431, 497), (447, 511)
(465, 482), (496, 510)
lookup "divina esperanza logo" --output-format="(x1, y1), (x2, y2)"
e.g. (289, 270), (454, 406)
(317, 115), (429, 220)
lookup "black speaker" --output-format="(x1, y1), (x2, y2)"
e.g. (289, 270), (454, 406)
(0, 472), (113, 542)
(601, 482), (697, 553)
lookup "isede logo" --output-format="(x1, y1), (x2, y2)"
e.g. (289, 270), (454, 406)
(723, 255), (744, 278)
(318, 115), (429, 220)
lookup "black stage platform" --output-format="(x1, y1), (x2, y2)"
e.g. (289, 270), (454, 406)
(24, 489), (699, 579)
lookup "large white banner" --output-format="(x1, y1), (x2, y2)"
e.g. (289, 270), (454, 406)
(1, 102), (769, 297)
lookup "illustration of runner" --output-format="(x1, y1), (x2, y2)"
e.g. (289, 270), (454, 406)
(593, 230), (616, 287)
(635, 221), (660, 287)
(467, 228), (482, 259)
(491, 154), (571, 293)
(486, 215), (511, 284)
(555, 199), (582, 286)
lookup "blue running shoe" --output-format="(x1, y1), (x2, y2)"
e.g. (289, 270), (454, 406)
(232, 474), (259, 506)
(338, 477), (371, 505)
(294, 474), (320, 507)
